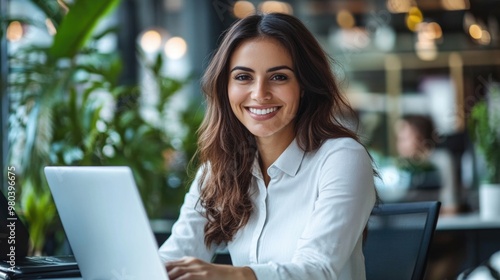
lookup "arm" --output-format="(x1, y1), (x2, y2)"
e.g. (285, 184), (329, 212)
(249, 143), (376, 280)
(158, 169), (219, 262)
(159, 169), (256, 280)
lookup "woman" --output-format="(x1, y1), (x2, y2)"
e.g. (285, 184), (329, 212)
(159, 13), (376, 280)
(395, 114), (461, 214)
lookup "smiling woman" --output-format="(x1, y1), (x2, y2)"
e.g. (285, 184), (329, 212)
(228, 38), (301, 162)
(159, 13), (377, 280)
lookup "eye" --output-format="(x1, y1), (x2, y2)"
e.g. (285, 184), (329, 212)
(234, 74), (252, 81)
(271, 74), (288, 81)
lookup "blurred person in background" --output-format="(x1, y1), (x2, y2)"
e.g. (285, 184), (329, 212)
(395, 114), (462, 215)
(395, 114), (466, 280)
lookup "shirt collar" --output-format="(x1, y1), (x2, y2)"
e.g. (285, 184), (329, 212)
(272, 138), (305, 177)
(251, 138), (305, 178)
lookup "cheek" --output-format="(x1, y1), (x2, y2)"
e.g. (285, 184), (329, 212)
(283, 92), (301, 115)
(227, 83), (246, 105)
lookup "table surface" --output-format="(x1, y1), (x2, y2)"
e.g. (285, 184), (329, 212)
(436, 212), (500, 230)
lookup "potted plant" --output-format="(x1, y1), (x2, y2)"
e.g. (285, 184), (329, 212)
(469, 83), (500, 220)
(6, 0), (200, 254)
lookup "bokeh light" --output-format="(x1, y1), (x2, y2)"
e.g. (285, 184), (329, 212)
(259, 1), (293, 15)
(479, 29), (491, 45)
(233, 1), (255, 19)
(140, 29), (163, 53)
(406, 7), (423, 32)
(415, 40), (438, 61)
(386, 0), (411, 13)
(6, 21), (24, 42)
(441, 0), (470, 10)
(337, 9), (356, 29)
(418, 22), (443, 40)
(468, 24), (482, 39)
(164, 36), (187, 59)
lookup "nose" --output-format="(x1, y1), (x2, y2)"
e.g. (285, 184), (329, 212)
(251, 79), (271, 102)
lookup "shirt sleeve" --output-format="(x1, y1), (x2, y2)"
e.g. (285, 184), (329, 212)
(158, 168), (221, 263)
(247, 141), (376, 280)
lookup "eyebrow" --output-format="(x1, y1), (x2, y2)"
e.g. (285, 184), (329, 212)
(230, 65), (294, 73)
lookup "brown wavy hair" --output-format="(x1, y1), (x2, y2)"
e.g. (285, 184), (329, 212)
(197, 13), (360, 247)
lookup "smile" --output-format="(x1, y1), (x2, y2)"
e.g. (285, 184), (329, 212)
(248, 107), (279, 115)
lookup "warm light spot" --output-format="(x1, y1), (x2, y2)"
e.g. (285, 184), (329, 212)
(337, 9), (355, 29)
(233, 1), (255, 19)
(418, 22), (442, 40)
(406, 15), (422, 32)
(409, 6), (423, 18)
(441, 0), (470, 10)
(386, 0), (411, 13)
(45, 18), (57, 35)
(415, 40), (438, 61)
(428, 22), (442, 39)
(140, 30), (163, 53)
(406, 7), (423, 32)
(479, 29), (491, 45)
(6, 21), (23, 42)
(259, 1), (293, 15)
(164, 36), (187, 59)
(469, 24), (482, 39)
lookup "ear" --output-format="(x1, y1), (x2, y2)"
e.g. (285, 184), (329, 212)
(301, 90), (305, 98)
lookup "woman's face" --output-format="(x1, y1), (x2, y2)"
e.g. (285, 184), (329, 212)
(227, 37), (301, 144)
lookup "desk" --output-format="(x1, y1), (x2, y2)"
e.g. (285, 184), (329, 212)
(427, 213), (500, 279)
(437, 213), (500, 230)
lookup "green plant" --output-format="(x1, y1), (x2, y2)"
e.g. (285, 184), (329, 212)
(468, 87), (500, 184)
(6, 0), (200, 254)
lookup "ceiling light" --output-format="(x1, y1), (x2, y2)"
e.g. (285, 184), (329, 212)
(233, 1), (255, 19)
(259, 1), (293, 15)
(469, 24), (482, 40)
(337, 9), (355, 29)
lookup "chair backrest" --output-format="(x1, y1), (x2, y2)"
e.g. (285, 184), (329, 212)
(363, 201), (441, 280)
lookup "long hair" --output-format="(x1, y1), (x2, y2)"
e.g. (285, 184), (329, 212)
(197, 13), (359, 247)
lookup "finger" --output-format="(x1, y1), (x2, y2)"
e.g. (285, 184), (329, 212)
(166, 257), (198, 270)
(167, 263), (205, 280)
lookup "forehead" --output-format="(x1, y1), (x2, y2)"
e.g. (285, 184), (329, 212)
(229, 37), (293, 67)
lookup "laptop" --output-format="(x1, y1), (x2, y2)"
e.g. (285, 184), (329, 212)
(44, 166), (169, 280)
(0, 192), (79, 279)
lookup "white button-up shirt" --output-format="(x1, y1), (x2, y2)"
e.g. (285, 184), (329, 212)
(159, 137), (376, 280)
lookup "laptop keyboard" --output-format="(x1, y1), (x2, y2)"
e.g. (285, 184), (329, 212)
(19, 255), (77, 265)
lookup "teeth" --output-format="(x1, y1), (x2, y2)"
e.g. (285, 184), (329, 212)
(249, 107), (278, 115)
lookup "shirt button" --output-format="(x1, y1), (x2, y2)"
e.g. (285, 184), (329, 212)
(268, 167), (277, 177)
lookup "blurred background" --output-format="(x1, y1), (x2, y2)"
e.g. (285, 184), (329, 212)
(1, 0), (499, 279)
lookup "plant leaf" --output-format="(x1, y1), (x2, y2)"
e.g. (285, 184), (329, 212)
(49, 0), (121, 58)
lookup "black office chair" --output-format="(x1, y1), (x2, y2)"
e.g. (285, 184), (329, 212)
(363, 201), (441, 280)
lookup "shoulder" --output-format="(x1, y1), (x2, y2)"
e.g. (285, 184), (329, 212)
(304, 137), (371, 170)
(316, 137), (367, 155)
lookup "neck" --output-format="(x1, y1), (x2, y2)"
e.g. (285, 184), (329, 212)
(256, 134), (294, 185)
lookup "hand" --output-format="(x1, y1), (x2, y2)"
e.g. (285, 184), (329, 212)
(166, 257), (256, 280)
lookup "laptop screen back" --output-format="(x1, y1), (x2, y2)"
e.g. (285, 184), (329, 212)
(44, 166), (168, 280)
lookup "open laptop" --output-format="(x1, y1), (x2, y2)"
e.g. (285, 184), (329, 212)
(0, 192), (79, 279)
(44, 166), (169, 280)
